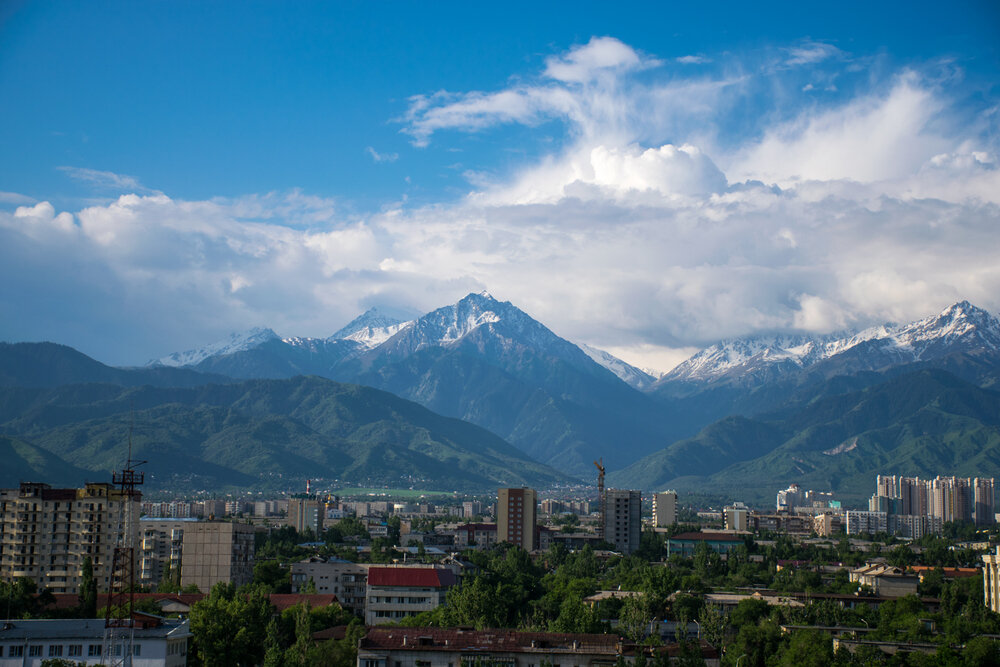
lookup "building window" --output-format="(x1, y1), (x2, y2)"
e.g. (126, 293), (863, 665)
(9, 646), (24, 657)
(89, 644), (102, 656)
(49, 644), (64, 656)
(68, 645), (82, 657)
(29, 645), (42, 657)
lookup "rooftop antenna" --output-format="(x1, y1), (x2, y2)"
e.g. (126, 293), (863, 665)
(103, 407), (146, 666)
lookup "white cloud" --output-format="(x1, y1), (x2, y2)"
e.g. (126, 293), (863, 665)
(0, 191), (36, 205)
(676, 55), (711, 65)
(57, 166), (153, 192)
(785, 40), (843, 66)
(366, 147), (399, 163)
(2, 37), (999, 373)
(728, 73), (953, 185)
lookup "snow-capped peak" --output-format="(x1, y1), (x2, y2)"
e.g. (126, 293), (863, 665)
(662, 300), (1000, 384)
(330, 307), (413, 349)
(579, 344), (656, 389)
(151, 327), (279, 367)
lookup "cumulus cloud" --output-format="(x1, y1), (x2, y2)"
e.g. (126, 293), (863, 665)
(3, 37), (999, 374)
(728, 72), (953, 185)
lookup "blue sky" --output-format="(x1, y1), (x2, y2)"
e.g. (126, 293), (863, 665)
(1, 1), (999, 369)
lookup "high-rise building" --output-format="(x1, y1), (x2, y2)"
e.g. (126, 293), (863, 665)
(976, 478), (996, 526)
(603, 489), (641, 554)
(776, 484), (805, 512)
(288, 496), (324, 535)
(870, 474), (992, 528)
(0, 482), (140, 594)
(139, 518), (255, 591)
(724, 502), (749, 532)
(497, 488), (537, 551)
(652, 491), (677, 527)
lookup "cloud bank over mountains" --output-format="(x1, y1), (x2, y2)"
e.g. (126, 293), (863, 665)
(2, 37), (998, 371)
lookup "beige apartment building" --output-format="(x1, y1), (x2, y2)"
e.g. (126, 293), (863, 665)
(139, 518), (254, 592)
(497, 488), (537, 551)
(0, 482), (140, 594)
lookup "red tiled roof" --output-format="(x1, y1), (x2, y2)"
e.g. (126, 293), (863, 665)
(368, 567), (457, 588)
(269, 594), (339, 611)
(909, 566), (980, 578)
(669, 532), (742, 542)
(361, 627), (619, 653)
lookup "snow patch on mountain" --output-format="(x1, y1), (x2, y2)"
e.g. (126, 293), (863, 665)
(579, 344), (656, 389)
(664, 301), (1000, 383)
(152, 327), (280, 367)
(331, 307), (413, 348)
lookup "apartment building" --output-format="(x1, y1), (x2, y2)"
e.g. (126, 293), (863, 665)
(288, 496), (324, 534)
(139, 519), (254, 592)
(870, 474), (995, 526)
(497, 488), (537, 551)
(0, 482), (140, 593)
(724, 503), (749, 532)
(603, 489), (641, 555)
(652, 491), (677, 527)
(364, 565), (457, 625)
(291, 557), (371, 613)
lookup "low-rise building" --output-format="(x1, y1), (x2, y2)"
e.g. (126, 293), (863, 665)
(665, 532), (743, 557)
(365, 566), (458, 625)
(0, 616), (190, 667)
(356, 627), (721, 667)
(849, 563), (919, 597)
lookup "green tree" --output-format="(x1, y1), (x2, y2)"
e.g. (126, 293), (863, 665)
(78, 557), (97, 618)
(189, 582), (274, 666)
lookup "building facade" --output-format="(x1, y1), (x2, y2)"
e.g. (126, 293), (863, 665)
(291, 557), (371, 613)
(0, 482), (140, 594)
(497, 488), (537, 551)
(138, 519), (254, 592)
(984, 546), (1000, 613)
(364, 565), (457, 625)
(0, 617), (190, 667)
(604, 490), (641, 555)
(288, 496), (324, 535)
(652, 491), (677, 527)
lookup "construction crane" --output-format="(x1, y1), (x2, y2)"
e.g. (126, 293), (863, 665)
(594, 459), (605, 542)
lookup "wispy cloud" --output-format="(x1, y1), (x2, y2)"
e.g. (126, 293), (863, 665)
(784, 40), (843, 66)
(366, 147), (399, 163)
(0, 191), (36, 205)
(676, 55), (711, 65)
(57, 166), (152, 192)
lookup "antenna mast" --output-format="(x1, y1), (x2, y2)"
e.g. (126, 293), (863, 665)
(594, 459), (605, 542)
(103, 416), (145, 666)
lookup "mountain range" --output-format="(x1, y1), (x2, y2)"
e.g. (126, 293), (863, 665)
(5, 296), (1000, 503)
